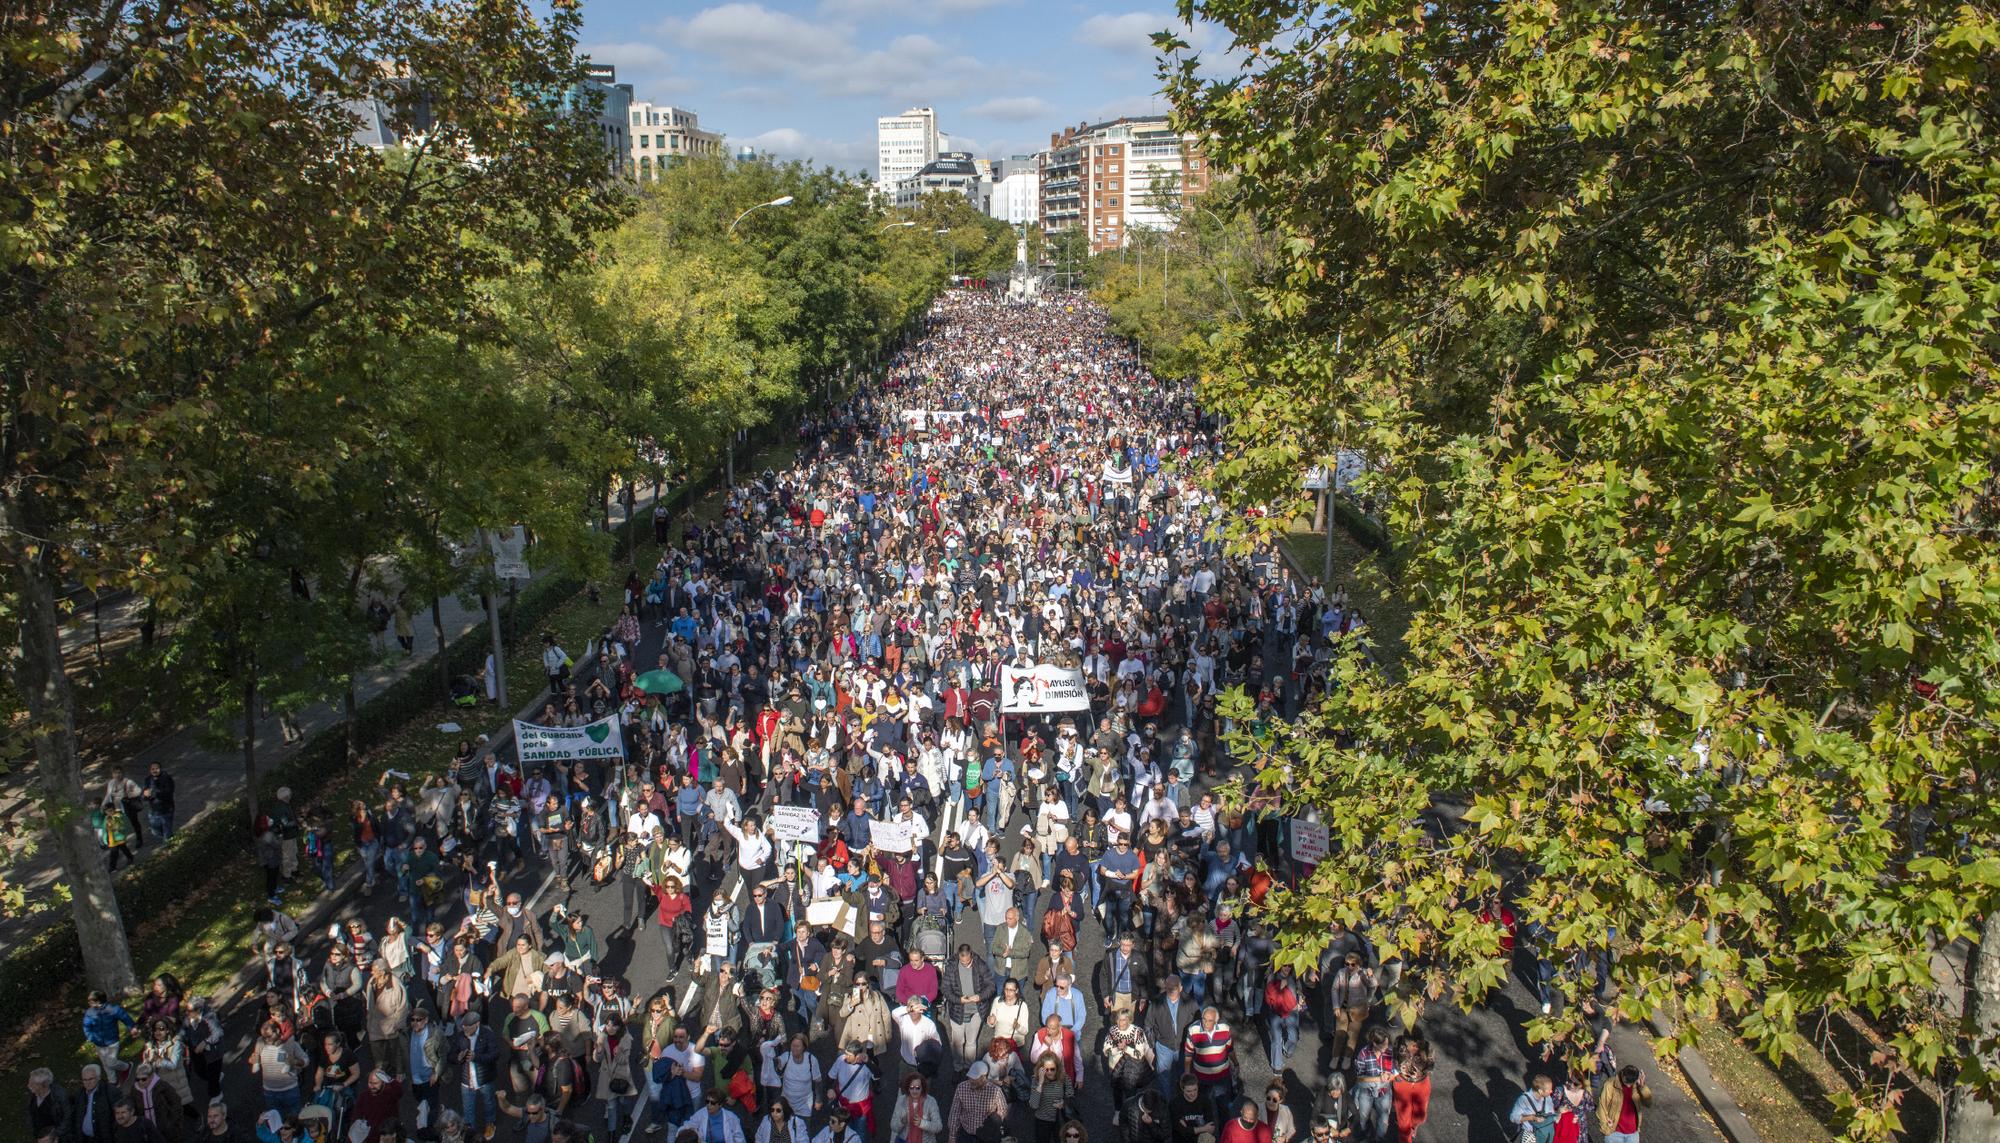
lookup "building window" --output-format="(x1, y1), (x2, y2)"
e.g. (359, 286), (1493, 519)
(639, 135), (649, 149)
(630, 111), (641, 125)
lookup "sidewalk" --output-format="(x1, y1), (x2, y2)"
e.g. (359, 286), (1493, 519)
(0, 495), (661, 944)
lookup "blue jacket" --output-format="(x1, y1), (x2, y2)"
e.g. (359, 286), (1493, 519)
(82, 1002), (133, 1048)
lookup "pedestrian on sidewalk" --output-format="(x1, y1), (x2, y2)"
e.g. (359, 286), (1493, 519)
(541, 634), (572, 699)
(104, 765), (146, 851)
(393, 594), (415, 654)
(83, 990), (136, 1080)
(97, 803), (137, 873)
(142, 761), (176, 842)
(1595, 1065), (1651, 1143)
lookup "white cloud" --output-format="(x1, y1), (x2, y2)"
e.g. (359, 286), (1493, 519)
(743, 127), (877, 173)
(1077, 11), (1172, 54)
(681, 4), (838, 71)
(968, 96), (1055, 122)
(818, 0), (1008, 19)
(665, 5), (1008, 101)
(1078, 11), (1228, 60)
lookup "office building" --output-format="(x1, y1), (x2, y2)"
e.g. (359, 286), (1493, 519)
(877, 105), (942, 193)
(988, 155), (1041, 225)
(628, 100), (725, 181)
(890, 150), (989, 212)
(1039, 116), (1211, 252)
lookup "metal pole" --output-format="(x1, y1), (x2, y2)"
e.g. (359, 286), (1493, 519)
(1323, 492), (1335, 586)
(474, 526), (509, 711)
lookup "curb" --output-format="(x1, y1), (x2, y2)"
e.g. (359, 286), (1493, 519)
(1650, 1014), (1765, 1143)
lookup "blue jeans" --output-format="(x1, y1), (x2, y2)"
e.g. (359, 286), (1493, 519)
(1152, 1044), (1180, 1096)
(357, 841), (383, 887)
(460, 1084), (496, 1132)
(1180, 972), (1208, 1004)
(1265, 1011), (1299, 1071)
(264, 1087), (304, 1118)
(943, 881), (962, 917)
(604, 1094), (637, 1139)
(147, 811), (174, 842)
(1605, 1134), (1640, 1143)
(1353, 1082), (1392, 1142)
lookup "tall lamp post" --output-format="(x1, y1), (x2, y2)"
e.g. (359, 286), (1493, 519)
(723, 194), (794, 484)
(934, 227), (955, 281)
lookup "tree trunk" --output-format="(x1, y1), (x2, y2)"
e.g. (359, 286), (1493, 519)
(621, 484), (636, 564)
(243, 671), (260, 826)
(0, 496), (140, 993)
(344, 682), (359, 764)
(1949, 910), (2000, 1141)
(433, 594), (449, 698)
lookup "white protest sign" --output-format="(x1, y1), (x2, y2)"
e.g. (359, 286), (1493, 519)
(489, 525), (530, 580)
(1290, 819), (1329, 866)
(771, 805), (822, 845)
(999, 663), (1093, 714)
(514, 715), (627, 765)
(999, 407), (1027, 421)
(870, 819), (916, 853)
(1101, 460), (1134, 485)
(704, 912), (732, 956)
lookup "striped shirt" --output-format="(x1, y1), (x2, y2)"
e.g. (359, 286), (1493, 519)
(1183, 1021), (1234, 1080)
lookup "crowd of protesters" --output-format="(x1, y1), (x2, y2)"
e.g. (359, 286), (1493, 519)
(35, 292), (1655, 1143)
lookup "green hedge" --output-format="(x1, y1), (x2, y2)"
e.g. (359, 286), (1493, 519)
(0, 417), (803, 1015)
(1332, 492), (1395, 557)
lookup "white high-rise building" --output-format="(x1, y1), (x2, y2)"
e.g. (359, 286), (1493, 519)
(988, 155), (1041, 225)
(877, 106), (941, 193)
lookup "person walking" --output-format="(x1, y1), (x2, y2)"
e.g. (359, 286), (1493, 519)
(1595, 1066), (1652, 1143)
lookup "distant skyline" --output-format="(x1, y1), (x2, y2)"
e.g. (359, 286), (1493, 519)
(578, 1), (1239, 175)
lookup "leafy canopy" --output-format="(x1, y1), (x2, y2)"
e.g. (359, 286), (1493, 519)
(1164, 0), (2000, 1135)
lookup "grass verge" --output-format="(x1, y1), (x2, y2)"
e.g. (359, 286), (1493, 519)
(1277, 522), (1414, 667)
(1689, 1020), (1848, 1143)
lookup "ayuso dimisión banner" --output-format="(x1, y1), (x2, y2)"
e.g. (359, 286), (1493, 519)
(515, 715), (627, 765)
(999, 664), (1092, 713)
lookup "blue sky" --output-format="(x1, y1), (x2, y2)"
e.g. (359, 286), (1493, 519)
(577, 1), (1233, 175)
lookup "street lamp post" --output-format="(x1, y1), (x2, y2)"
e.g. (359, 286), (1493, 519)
(935, 228), (955, 281)
(728, 194), (794, 236)
(722, 194), (794, 485)
(881, 220), (916, 232)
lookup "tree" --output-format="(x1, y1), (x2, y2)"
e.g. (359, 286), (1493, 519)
(1164, 0), (2000, 1137)
(1092, 179), (1269, 381)
(0, 0), (624, 991)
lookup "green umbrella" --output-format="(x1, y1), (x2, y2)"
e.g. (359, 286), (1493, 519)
(634, 669), (684, 695)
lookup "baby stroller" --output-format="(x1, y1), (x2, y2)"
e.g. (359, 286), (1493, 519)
(910, 913), (949, 961)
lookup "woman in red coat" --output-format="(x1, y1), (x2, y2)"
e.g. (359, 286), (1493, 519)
(1391, 1036), (1434, 1143)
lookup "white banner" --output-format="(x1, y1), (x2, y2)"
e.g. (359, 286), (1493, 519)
(771, 805), (822, 845)
(489, 525), (530, 579)
(869, 819), (917, 853)
(514, 715), (627, 765)
(1101, 461), (1134, 485)
(900, 410), (929, 431)
(1290, 819), (1329, 866)
(998, 407), (1027, 421)
(999, 664), (1092, 713)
